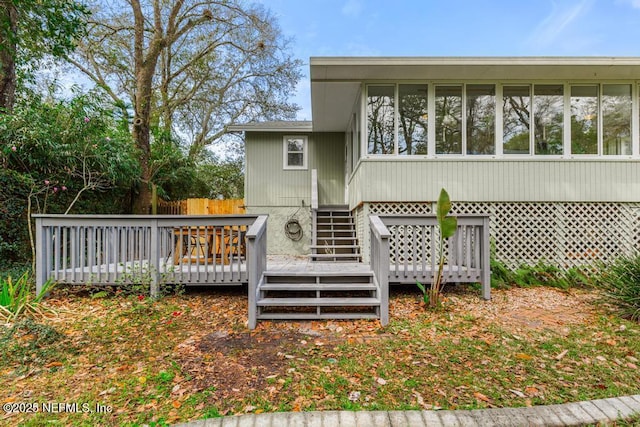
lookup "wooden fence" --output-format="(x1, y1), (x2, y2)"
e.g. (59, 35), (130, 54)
(158, 198), (245, 215)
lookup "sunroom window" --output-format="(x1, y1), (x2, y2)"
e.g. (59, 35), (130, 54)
(398, 84), (428, 155)
(367, 85), (395, 154)
(570, 85), (598, 155)
(435, 85), (462, 154)
(534, 85), (564, 155)
(503, 86), (531, 154)
(283, 136), (307, 169)
(466, 84), (495, 155)
(602, 84), (631, 155)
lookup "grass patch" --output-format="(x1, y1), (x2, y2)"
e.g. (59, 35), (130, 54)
(0, 285), (638, 426)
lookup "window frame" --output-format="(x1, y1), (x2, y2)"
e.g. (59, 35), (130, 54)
(282, 135), (308, 170)
(359, 79), (639, 159)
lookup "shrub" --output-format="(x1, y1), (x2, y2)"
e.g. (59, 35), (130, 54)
(596, 254), (640, 321)
(0, 271), (55, 320)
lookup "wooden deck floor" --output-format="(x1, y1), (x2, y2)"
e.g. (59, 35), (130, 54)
(266, 255), (372, 274)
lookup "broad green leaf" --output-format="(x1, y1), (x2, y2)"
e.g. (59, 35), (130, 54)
(441, 216), (457, 239)
(436, 188), (452, 223)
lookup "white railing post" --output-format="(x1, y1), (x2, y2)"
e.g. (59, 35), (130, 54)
(482, 215), (491, 300)
(149, 218), (159, 298)
(311, 169), (318, 248)
(35, 217), (46, 296)
(246, 214), (268, 329)
(369, 215), (391, 326)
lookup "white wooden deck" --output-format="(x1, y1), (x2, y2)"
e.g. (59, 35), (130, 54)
(266, 255), (372, 274)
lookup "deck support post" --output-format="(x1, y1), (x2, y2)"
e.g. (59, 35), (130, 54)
(481, 216), (491, 300)
(35, 217), (46, 296)
(149, 219), (159, 298)
(247, 215), (268, 329)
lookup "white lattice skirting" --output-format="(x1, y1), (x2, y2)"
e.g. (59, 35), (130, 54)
(364, 202), (640, 269)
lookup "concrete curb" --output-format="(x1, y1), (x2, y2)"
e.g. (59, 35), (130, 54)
(173, 394), (640, 426)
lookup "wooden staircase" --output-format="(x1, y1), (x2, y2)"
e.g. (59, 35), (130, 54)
(255, 270), (381, 321)
(310, 207), (362, 262)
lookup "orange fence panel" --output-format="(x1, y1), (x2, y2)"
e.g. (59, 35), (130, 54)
(158, 199), (245, 215)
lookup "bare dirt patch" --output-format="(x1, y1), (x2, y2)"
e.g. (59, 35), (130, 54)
(176, 329), (310, 405)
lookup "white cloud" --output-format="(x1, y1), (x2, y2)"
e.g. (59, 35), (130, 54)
(620, 0), (640, 8)
(341, 0), (363, 17)
(526, 0), (594, 49)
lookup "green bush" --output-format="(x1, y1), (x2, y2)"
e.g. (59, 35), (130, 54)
(490, 257), (594, 290)
(596, 254), (640, 321)
(0, 271), (55, 320)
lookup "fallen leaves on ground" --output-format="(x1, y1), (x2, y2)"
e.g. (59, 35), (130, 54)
(0, 285), (638, 426)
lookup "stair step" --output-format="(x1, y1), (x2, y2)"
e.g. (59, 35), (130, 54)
(260, 283), (376, 291)
(257, 313), (379, 320)
(310, 245), (360, 249)
(257, 297), (380, 307)
(310, 253), (362, 258)
(315, 236), (358, 241)
(264, 270), (373, 277)
(317, 206), (349, 212)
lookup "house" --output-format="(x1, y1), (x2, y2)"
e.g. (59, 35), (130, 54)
(231, 57), (640, 270)
(34, 57), (640, 328)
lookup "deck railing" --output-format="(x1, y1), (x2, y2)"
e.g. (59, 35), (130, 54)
(369, 215), (391, 325)
(310, 169), (318, 248)
(246, 215), (267, 329)
(370, 214), (491, 301)
(34, 214), (268, 297)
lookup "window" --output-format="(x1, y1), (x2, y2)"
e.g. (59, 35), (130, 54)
(534, 85), (563, 155)
(367, 85), (395, 154)
(398, 84), (428, 155)
(466, 84), (495, 154)
(571, 85), (598, 155)
(503, 86), (531, 154)
(435, 85), (462, 154)
(602, 84), (631, 155)
(283, 136), (307, 169)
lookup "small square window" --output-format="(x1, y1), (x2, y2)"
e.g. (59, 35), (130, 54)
(283, 136), (308, 169)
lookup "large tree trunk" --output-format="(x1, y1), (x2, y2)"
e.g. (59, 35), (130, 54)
(131, 66), (156, 214)
(130, 0), (164, 214)
(0, 0), (17, 112)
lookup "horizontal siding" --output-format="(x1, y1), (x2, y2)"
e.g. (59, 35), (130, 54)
(313, 133), (345, 205)
(246, 132), (345, 207)
(349, 159), (640, 207)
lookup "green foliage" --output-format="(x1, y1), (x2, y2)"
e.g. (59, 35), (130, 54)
(417, 188), (458, 309)
(415, 281), (429, 305)
(0, 271), (55, 320)
(489, 256), (595, 290)
(0, 89), (138, 263)
(0, 317), (70, 372)
(1, 0), (88, 60)
(436, 188), (457, 240)
(596, 254), (640, 321)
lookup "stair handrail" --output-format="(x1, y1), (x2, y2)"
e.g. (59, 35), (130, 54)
(369, 215), (391, 326)
(246, 214), (268, 329)
(311, 169), (318, 248)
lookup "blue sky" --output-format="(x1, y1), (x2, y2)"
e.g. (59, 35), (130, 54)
(256, 0), (640, 119)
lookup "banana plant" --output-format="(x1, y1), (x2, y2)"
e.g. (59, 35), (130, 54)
(417, 188), (457, 308)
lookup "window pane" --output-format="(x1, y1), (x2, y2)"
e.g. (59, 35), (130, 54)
(287, 139), (304, 152)
(571, 85), (598, 154)
(287, 153), (303, 167)
(503, 86), (530, 154)
(534, 85), (564, 155)
(367, 85), (395, 154)
(603, 84), (631, 155)
(467, 84), (495, 154)
(398, 84), (428, 155)
(436, 85), (462, 154)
